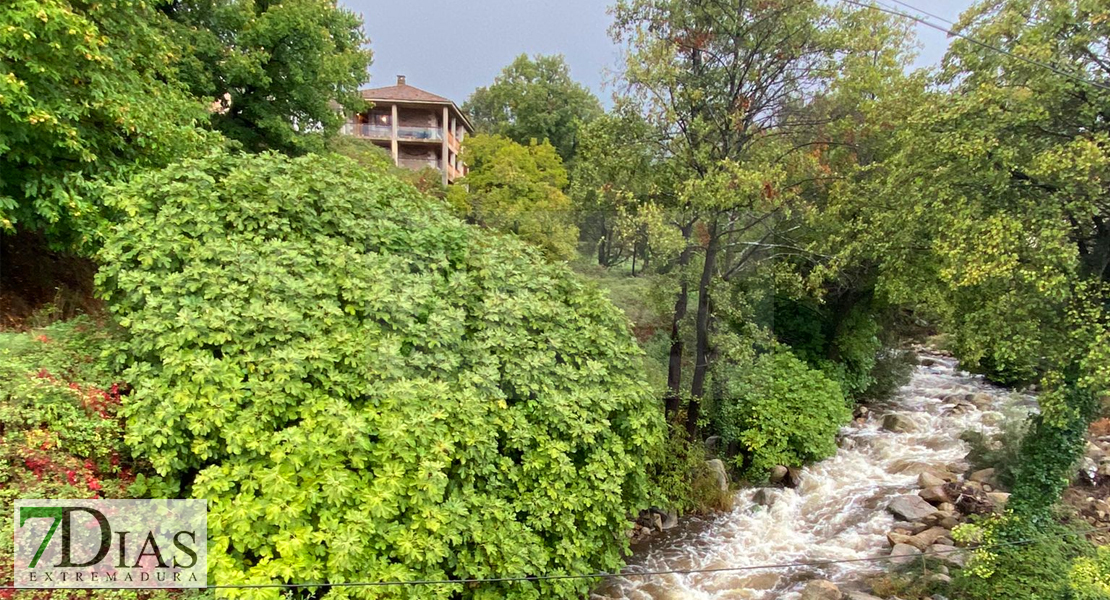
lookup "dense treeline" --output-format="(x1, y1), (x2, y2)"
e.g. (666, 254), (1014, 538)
(3, 0), (1110, 598)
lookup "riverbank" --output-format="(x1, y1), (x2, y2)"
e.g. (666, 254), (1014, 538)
(594, 349), (1035, 599)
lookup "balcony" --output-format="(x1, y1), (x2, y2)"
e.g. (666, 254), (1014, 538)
(397, 126), (442, 141)
(347, 123), (392, 139)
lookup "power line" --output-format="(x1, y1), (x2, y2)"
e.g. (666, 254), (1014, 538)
(882, 0), (956, 26)
(840, 0), (1110, 93)
(10, 523), (1106, 590)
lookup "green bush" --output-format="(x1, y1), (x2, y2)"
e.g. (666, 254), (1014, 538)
(96, 150), (663, 598)
(1070, 545), (1110, 600)
(713, 349), (850, 480)
(646, 424), (731, 514)
(952, 518), (1093, 600)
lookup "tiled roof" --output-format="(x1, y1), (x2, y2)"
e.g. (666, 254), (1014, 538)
(360, 84), (453, 104)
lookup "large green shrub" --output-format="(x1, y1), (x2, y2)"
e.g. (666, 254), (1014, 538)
(96, 150), (663, 598)
(952, 519), (1093, 600)
(713, 349), (850, 480)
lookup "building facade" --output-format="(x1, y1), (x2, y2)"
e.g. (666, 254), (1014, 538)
(342, 76), (473, 185)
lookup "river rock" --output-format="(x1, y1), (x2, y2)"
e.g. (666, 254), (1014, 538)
(785, 466), (804, 488)
(987, 492), (1010, 511)
(845, 593), (883, 600)
(942, 393), (962, 404)
(919, 471), (947, 488)
(799, 579), (843, 600)
(968, 392), (993, 409)
(752, 488), (777, 508)
(887, 531), (913, 546)
(770, 465), (789, 484)
(888, 494), (939, 521)
(969, 468), (997, 485)
(938, 502), (956, 513)
(929, 544), (966, 568)
(890, 543), (922, 566)
(704, 436), (723, 455)
(919, 486), (951, 505)
(883, 413), (916, 433)
(905, 526), (951, 551)
(705, 459), (730, 493)
(938, 515), (960, 529)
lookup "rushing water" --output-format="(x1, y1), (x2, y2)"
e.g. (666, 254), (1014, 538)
(593, 349), (1036, 600)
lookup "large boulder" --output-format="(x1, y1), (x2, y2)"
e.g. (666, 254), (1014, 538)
(770, 465), (789, 484)
(968, 468), (997, 485)
(905, 526), (951, 551)
(919, 486), (951, 505)
(968, 392), (993, 409)
(706, 459), (730, 493)
(752, 488), (778, 508)
(800, 579), (843, 600)
(883, 414), (916, 433)
(888, 494), (939, 521)
(918, 471), (947, 488)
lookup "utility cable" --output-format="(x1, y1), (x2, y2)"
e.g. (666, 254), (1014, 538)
(11, 522), (1100, 590)
(840, 0), (1110, 92)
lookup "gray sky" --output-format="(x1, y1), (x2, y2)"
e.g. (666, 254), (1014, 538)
(341, 0), (977, 106)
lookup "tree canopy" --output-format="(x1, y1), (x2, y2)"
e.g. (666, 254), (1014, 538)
(161, 0), (373, 154)
(463, 54), (602, 163)
(450, 134), (579, 260)
(0, 0), (211, 246)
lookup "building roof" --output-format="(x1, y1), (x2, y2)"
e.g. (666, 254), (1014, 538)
(359, 76), (473, 132)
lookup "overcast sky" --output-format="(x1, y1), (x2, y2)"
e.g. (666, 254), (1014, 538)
(340, 0), (977, 105)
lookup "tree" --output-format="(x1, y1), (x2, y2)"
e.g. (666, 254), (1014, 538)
(96, 149), (663, 598)
(450, 134), (579, 260)
(464, 54), (602, 163)
(0, 0), (211, 247)
(161, 0), (372, 154)
(608, 0), (910, 433)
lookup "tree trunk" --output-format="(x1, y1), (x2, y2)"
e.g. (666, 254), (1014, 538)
(664, 222), (695, 418)
(687, 221), (719, 437)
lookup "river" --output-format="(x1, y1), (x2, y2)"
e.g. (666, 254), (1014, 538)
(593, 350), (1034, 600)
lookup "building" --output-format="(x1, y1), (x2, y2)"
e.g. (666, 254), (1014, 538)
(342, 75), (473, 185)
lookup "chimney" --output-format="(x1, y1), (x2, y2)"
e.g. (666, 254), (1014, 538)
(397, 75), (406, 85)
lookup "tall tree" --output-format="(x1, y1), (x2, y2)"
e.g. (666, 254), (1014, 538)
(610, 0), (882, 433)
(832, 0), (1110, 522)
(449, 134), (579, 260)
(0, 0), (210, 247)
(160, 0), (372, 154)
(464, 54), (602, 163)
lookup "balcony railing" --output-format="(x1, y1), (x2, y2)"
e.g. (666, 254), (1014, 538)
(397, 126), (442, 141)
(345, 124), (444, 142)
(346, 123), (392, 139)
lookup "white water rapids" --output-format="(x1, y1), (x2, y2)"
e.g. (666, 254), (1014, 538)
(593, 350), (1036, 600)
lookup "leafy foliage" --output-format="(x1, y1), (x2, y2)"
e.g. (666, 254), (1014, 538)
(463, 54), (601, 163)
(449, 134), (578, 260)
(161, 0), (372, 154)
(0, 0), (210, 246)
(1070, 545), (1110, 600)
(952, 518), (1093, 600)
(713, 349), (850, 480)
(96, 150), (663, 598)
